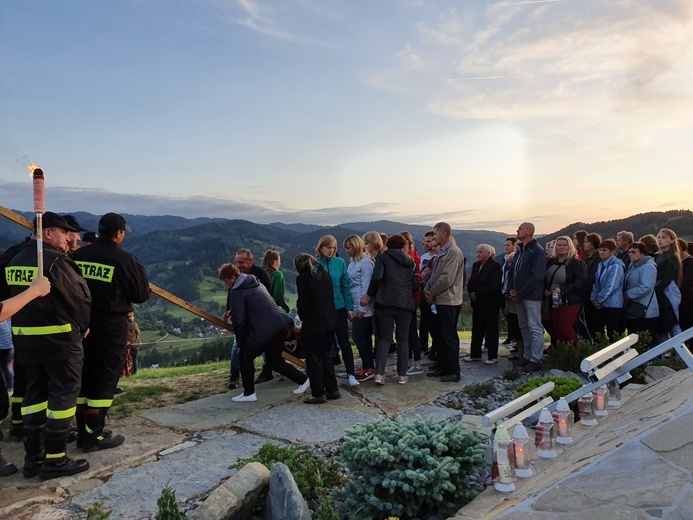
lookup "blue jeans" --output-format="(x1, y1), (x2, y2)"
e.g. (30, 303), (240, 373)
(351, 316), (373, 370)
(516, 299), (545, 363)
(229, 339), (240, 380)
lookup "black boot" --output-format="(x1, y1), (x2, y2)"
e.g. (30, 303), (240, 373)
(82, 408), (124, 452)
(40, 428), (89, 481)
(22, 425), (45, 479)
(0, 451), (18, 477)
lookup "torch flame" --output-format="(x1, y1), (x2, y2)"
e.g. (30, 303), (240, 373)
(28, 163), (40, 179)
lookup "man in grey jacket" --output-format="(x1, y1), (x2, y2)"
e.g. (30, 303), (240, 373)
(508, 222), (547, 372)
(424, 222), (465, 382)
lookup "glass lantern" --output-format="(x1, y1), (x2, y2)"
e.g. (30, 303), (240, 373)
(607, 379), (622, 408)
(593, 385), (610, 417)
(534, 408), (557, 459)
(578, 392), (598, 426)
(492, 427), (516, 492)
(552, 397), (574, 445)
(512, 423), (533, 478)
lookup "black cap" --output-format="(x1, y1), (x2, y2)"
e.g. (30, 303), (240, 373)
(82, 231), (98, 243)
(62, 215), (88, 232)
(98, 213), (131, 236)
(34, 211), (79, 232)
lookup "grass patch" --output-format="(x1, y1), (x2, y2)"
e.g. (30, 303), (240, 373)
(126, 361), (228, 380)
(115, 384), (173, 403)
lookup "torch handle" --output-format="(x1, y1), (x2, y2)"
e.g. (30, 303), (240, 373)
(36, 213), (44, 277)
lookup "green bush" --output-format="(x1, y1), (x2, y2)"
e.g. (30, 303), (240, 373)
(516, 376), (583, 402)
(85, 497), (112, 520)
(544, 335), (611, 373)
(335, 417), (488, 519)
(231, 443), (344, 501)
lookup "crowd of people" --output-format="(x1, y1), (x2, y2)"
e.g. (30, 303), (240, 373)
(221, 220), (693, 406)
(0, 212), (150, 480)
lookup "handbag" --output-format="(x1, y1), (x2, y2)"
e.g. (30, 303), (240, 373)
(625, 290), (654, 320)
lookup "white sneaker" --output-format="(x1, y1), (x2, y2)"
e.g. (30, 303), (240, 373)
(348, 374), (360, 387)
(293, 379), (311, 395)
(232, 393), (257, 402)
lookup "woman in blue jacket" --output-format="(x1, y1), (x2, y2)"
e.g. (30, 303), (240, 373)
(315, 235), (358, 387)
(590, 239), (625, 341)
(624, 242), (659, 346)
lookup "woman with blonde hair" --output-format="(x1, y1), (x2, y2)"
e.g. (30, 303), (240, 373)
(262, 250), (290, 312)
(362, 231), (384, 258)
(544, 236), (587, 346)
(343, 235), (375, 381)
(315, 235), (358, 387)
(656, 228), (682, 338)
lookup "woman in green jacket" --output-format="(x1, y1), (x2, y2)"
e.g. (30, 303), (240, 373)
(263, 250), (290, 312)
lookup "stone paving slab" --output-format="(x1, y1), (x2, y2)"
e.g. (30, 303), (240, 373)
(235, 394), (384, 444)
(71, 431), (273, 519)
(400, 403), (464, 422)
(453, 370), (693, 520)
(141, 377), (305, 431)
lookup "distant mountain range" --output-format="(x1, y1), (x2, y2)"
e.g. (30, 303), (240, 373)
(1, 209), (691, 299)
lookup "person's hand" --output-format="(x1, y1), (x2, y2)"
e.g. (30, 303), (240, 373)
(592, 300), (602, 310)
(82, 328), (90, 340)
(424, 290), (433, 304)
(469, 292), (477, 302)
(360, 295), (371, 306)
(29, 275), (50, 297)
(355, 310), (364, 319)
(223, 310), (231, 321)
(509, 290), (518, 302)
(347, 310), (354, 320)
(544, 289), (551, 297)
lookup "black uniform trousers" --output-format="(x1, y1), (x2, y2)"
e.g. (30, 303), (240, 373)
(23, 357), (82, 430)
(79, 314), (128, 409)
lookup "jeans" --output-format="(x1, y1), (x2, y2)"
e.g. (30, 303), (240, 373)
(435, 304), (462, 376)
(351, 316), (374, 370)
(229, 339), (240, 380)
(516, 299), (545, 363)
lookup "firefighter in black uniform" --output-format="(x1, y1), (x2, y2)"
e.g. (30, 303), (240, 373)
(6, 212), (92, 480)
(72, 213), (151, 451)
(0, 275), (51, 477)
(0, 235), (33, 443)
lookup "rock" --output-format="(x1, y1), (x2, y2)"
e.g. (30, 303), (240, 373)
(265, 462), (311, 520)
(192, 462), (269, 520)
(644, 365), (676, 382)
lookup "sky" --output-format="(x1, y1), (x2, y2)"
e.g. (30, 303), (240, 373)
(1, 0), (692, 234)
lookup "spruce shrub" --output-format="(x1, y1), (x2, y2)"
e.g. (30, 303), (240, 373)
(156, 483), (184, 520)
(231, 443), (344, 501)
(335, 417), (488, 519)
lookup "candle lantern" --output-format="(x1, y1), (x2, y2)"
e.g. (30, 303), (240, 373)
(492, 427), (516, 492)
(512, 423), (533, 478)
(534, 408), (557, 459)
(607, 379), (621, 408)
(578, 392), (598, 426)
(552, 397), (574, 445)
(593, 385), (610, 417)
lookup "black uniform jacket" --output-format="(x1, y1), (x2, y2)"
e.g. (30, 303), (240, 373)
(6, 241), (91, 365)
(72, 238), (151, 318)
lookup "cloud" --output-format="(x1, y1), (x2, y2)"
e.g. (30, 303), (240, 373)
(365, 0), (693, 123)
